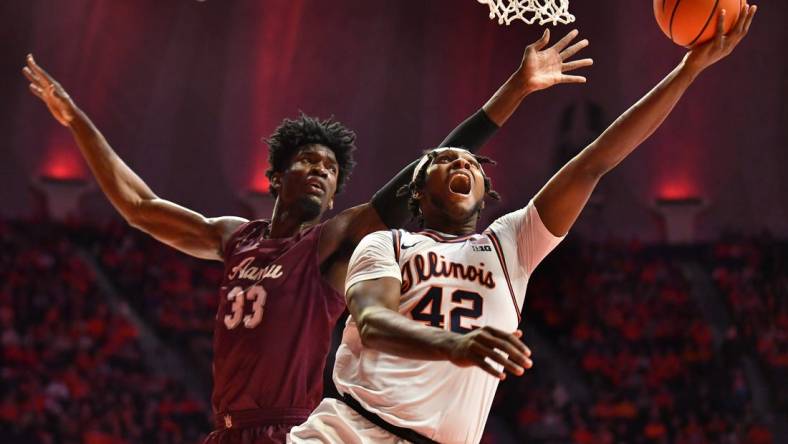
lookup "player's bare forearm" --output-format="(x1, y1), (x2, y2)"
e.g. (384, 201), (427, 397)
(69, 109), (157, 217)
(23, 56), (245, 260)
(485, 29), (593, 126)
(481, 73), (531, 127)
(534, 61), (698, 236)
(365, 30), (594, 231)
(69, 110), (245, 260)
(348, 278), (531, 378)
(348, 277), (452, 360)
(533, 7), (755, 237)
(356, 305), (459, 361)
(357, 307), (532, 378)
(582, 62), (698, 176)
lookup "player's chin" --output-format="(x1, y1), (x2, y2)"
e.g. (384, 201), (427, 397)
(297, 195), (325, 220)
(443, 199), (482, 219)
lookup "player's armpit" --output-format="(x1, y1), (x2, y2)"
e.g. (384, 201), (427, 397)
(130, 198), (246, 262)
(318, 204), (387, 264)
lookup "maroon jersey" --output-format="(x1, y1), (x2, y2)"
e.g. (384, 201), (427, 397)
(212, 220), (346, 425)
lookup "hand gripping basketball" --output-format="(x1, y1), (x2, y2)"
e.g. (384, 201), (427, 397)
(683, 3), (757, 73)
(447, 326), (533, 379)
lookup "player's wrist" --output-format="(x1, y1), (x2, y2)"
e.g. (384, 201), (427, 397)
(67, 107), (90, 131)
(678, 53), (706, 78)
(437, 331), (464, 362)
(510, 69), (536, 97)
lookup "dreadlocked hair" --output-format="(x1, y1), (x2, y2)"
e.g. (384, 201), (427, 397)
(265, 113), (357, 197)
(396, 150), (501, 223)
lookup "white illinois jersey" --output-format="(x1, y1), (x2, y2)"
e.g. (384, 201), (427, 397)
(333, 200), (564, 444)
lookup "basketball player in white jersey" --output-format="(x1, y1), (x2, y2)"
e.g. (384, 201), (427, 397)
(290, 5), (757, 444)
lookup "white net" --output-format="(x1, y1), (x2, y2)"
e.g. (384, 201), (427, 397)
(477, 0), (575, 26)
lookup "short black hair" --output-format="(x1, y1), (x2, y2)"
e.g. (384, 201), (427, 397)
(265, 113), (357, 197)
(397, 149), (501, 222)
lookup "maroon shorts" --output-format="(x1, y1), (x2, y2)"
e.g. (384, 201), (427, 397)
(203, 424), (291, 444)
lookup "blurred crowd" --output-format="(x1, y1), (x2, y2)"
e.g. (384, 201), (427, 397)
(710, 235), (788, 414)
(0, 220), (209, 444)
(0, 219), (783, 443)
(89, 222), (220, 387)
(500, 239), (778, 443)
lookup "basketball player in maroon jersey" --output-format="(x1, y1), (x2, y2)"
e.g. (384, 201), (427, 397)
(23, 29), (592, 443)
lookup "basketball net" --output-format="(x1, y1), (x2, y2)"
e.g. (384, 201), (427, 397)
(477, 0), (575, 26)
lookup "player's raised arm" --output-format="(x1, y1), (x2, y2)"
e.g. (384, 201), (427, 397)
(322, 30), (593, 256)
(533, 5), (757, 236)
(369, 29), (592, 230)
(23, 55), (247, 261)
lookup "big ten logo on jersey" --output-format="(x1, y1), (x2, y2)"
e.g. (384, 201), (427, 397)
(223, 257), (284, 330)
(470, 237), (492, 252)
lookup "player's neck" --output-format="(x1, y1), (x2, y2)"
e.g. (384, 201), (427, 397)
(422, 214), (478, 236)
(267, 200), (322, 238)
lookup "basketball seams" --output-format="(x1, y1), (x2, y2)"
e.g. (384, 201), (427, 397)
(656, 0), (741, 47)
(687, 0), (720, 47)
(668, 0), (683, 43)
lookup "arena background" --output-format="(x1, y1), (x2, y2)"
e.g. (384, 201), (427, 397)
(0, 1), (785, 443)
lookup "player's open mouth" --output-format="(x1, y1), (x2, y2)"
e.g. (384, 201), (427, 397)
(448, 173), (472, 195)
(306, 178), (326, 195)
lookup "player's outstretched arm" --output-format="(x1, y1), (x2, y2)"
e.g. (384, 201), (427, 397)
(347, 277), (533, 380)
(23, 55), (247, 261)
(369, 28), (592, 230)
(321, 30), (594, 261)
(533, 5), (756, 236)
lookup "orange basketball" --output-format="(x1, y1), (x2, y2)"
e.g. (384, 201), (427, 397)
(654, 0), (741, 47)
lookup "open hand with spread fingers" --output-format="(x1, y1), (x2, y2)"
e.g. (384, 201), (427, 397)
(22, 54), (77, 127)
(684, 3), (757, 73)
(517, 28), (593, 93)
(447, 326), (533, 380)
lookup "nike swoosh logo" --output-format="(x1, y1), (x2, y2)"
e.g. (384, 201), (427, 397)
(401, 242), (421, 250)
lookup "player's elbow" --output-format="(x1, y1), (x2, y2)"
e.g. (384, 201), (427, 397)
(356, 315), (377, 348)
(574, 150), (610, 180)
(357, 324), (375, 348)
(355, 309), (385, 349)
(125, 200), (153, 232)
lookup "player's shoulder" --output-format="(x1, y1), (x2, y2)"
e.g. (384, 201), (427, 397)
(224, 219), (270, 257)
(485, 200), (538, 234)
(355, 229), (431, 262)
(360, 229), (396, 243)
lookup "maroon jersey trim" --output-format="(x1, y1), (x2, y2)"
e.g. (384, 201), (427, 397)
(221, 220), (263, 263)
(485, 229), (521, 324)
(391, 229), (401, 263)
